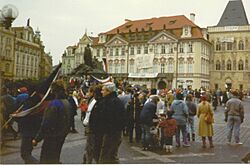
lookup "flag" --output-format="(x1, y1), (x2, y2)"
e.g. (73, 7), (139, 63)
(11, 63), (62, 118)
(91, 75), (111, 83)
(102, 58), (107, 72)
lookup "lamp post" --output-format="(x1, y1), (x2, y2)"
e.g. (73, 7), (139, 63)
(1, 4), (19, 29)
(175, 42), (179, 89)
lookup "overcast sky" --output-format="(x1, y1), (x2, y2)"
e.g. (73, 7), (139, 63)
(1, 0), (250, 65)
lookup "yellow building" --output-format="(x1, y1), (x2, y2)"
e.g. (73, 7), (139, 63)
(93, 14), (211, 89)
(208, 0), (250, 91)
(12, 25), (45, 80)
(0, 26), (15, 80)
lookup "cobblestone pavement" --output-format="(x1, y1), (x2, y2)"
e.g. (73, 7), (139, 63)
(1, 99), (250, 164)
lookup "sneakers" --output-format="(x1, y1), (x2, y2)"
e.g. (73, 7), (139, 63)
(235, 142), (243, 145)
(165, 145), (173, 153)
(226, 141), (231, 145)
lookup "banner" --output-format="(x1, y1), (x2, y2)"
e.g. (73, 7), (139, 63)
(135, 54), (154, 69)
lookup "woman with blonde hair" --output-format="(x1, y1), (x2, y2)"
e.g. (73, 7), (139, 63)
(197, 95), (214, 148)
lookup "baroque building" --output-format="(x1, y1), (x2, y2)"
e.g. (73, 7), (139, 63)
(92, 14), (211, 89)
(208, 0), (250, 91)
(61, 32), (93, 75)
(12, 22), (52, 80)
(0, 26), (15, 80)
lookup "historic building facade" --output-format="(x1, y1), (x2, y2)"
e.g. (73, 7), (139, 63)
(0, 26), (15, 80)
(92, 14), (211, 89)
(12, 24), (52, 80)
(61, 33), (93, 75)
(208, 0), (250, 91)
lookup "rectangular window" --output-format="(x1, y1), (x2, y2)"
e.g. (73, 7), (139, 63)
(144, 46), (148, 54)
(96, 49), (100, 57)
(137, 46), (141, 54)
(130, 47), (134, 55)
(110, 48), (113, 56)
(121, 47), (125, 56)
(227, 43), (232, 50)
(115, 48), (119, 56)
(179, 44), (184, 53)
(188, 43), (193, 53)
(187, 63), (193, 73)
(168, 63), (173, 72)
(160, 64), (165, 73)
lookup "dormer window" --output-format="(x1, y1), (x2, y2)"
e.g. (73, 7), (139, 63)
(181, 26), (191, 38)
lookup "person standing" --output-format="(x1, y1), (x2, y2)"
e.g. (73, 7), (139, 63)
(15, 87), (41, 164)
(140, 95), (159, 150)
(170, 92), (190, 147)
(94, 82), (127, 163)
(197, 96), (214, 148)
(32, 80), (71, 164)
(185, 94), (197, 141)
(225, 91), (244, 145)
(68, 91), (79, 133)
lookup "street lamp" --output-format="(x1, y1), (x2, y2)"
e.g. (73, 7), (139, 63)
(1, 4), (19, 29)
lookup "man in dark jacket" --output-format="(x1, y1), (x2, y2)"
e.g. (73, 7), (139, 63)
(140, 95), (159, 150)
(15, 87), (41, 164)
(91, 82), (126, 163)
(32, 80), (71, 164)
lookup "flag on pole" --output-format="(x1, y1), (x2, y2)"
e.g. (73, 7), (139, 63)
(11, 63), (62, 118)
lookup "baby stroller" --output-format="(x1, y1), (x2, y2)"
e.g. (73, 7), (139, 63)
(149, 119), (161, 150)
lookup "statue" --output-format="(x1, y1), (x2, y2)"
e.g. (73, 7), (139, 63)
(84, 44), (93, 68)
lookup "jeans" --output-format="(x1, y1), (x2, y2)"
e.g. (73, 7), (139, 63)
(227, 115), (241, 143)
(187, 116), (195, 134)
(20, 136), (38, 164)
(141, 124), (152, 148)
(176, 124), (188, 146)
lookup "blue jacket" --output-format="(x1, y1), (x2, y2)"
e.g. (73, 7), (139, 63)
(170, 100), (188, 125)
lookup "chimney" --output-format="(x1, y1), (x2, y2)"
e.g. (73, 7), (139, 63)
(190, 13), (195, 23)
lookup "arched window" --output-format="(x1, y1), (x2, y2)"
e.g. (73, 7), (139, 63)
(245, 59), (248, 70)
(238, 60), (244, 70)
(238, 40), (244, 50)
(227, 60), (231, 70)
(216, 60), (220, 70)
(216, 41), (221, 51)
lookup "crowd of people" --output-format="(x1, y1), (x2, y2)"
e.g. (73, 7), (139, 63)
(1, 76), (249, 163)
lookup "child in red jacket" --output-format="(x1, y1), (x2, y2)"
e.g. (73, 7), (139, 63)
(159, 110), (177, 153)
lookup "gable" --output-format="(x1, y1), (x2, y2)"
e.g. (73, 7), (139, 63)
(79, 34), (92, 44)
(148, 31), (178, 44)
(105, 35), (128, 46)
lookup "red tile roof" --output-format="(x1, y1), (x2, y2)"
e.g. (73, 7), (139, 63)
(104, 15), (199, 35)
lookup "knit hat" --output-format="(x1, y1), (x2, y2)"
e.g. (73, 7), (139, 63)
(18, 87), (28, 93)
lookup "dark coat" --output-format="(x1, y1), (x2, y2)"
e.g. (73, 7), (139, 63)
(140, 101), (157, 126)
(89, 92), (127, 134)
(35, 99), (71, 142)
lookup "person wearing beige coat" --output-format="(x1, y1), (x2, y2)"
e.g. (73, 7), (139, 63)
(197, 96), (214, 148)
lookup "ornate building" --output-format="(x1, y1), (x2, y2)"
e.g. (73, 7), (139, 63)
(208, 0), (250, 91)
(0, 26), (15, 80)
(61, 32), (93, 75)
(12, 22), (52, 80)
(92, 14), (211, 89)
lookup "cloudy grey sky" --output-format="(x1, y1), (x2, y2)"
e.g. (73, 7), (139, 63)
(1, 0), (250, 65)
